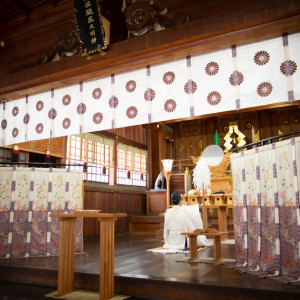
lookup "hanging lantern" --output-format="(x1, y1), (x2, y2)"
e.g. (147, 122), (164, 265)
(83, 161), (88, 173)
(11, 145), (19, 163)
(127, 170), (131, 179)
(102, 165), (106, 174)
(140, 173), (144, 180)
(45, 150), (51, 164)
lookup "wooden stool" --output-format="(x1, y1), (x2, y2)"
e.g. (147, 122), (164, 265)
(181, 228), (228, 262)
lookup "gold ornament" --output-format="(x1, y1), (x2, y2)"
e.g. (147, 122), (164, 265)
(223, 121), (246, 152)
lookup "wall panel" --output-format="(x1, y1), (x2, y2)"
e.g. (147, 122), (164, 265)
(83, 190), (146, 237)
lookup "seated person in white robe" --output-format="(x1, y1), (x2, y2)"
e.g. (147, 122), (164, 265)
(163, 191), (209, 250)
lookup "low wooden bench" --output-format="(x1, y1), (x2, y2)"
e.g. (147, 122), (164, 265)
(181, 228), (228, 262)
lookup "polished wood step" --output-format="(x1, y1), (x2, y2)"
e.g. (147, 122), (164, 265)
(129, 215), (164, 235)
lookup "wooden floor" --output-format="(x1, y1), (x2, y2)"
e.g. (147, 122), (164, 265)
(1, 235), (300, 300)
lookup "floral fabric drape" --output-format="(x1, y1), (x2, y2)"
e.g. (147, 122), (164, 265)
(230, 136), (300, 282)
(0, 167), (83, 258)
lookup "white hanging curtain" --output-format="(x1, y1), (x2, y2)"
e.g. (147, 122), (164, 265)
(230, 136), (300, 283)
(1, 33), (299, 147)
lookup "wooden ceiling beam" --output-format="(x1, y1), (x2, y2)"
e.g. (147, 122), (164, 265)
(2, 0), (32, 17)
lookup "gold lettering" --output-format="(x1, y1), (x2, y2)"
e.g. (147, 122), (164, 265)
(87, 16), (94, 24)
(91, 37), (97, 44)
(90, 30), (95, 36)
(84, 1), (91, 8)
(85, 8), (93, 16)
(89, 24), (95, 30)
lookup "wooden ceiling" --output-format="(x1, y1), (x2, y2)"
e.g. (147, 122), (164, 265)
(0, 0), (300, 102)
(0, 0), (58, 24)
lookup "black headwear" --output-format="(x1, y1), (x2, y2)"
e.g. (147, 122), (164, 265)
(171, 191), (182, 205)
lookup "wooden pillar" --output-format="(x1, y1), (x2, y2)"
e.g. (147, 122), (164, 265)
(201, 204), (208, 230)
(99, 217), (116, 300)
(56, 216), (77, 296)
(213, 235), (222, 261)
(188, 236), (198, 261)
(218, 205), (228, 241)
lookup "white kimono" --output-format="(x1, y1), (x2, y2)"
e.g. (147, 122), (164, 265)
(163, 204), (209, 250)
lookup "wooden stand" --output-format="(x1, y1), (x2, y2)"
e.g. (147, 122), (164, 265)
(200, 200), (229, 240)
(50, 210), (126, 300)
(146, 190), (167, 214)
(181, 228), (228, 262)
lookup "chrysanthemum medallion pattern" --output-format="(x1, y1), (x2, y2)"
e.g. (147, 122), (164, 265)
(12, 128), (19, 138)
(36, 101), (44, 111)
(254, 51), (270, 66)
(93, 112), (103, 124)
(1, 119), (7, 129)
(163, 72), (175, 84)
(48, 108), (57, 120)
(62, 94), (71, 106)
(229, 71), (244, 86)
(207, 91), (222, 105)
(36, 123), (44, 134)
(144, 88), (155, 101)
(164, 99), (176, 112)
(23, 113), (30, 124)
(92, 88), (102, 99)
(205, 62), (219, 76)
(126, 106), (138, 119)
(109, 96), (119, 108)
(184, 80), (197, 94)
(280, 60), (297, 76)
(126, 80), (136, 92)
(257, 82), (273, 97)
(77, 103), (86, 114)
(12, 106), (19, 116)
(62, 118), (71, 129)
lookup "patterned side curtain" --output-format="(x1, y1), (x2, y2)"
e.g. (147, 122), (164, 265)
(230, 136), (300, 282)
(0, 167), (83, 258)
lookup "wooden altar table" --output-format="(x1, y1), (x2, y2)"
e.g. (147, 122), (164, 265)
(50, 210), (127, 300)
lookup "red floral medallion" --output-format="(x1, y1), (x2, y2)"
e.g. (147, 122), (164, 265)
(205, 62), (219, 76)
(36, 123), (44, 134)
(126, 80), (137, 92)
(164, 99), (176, 112)
(207, 91), (221, 105)
(62, 95), (71, 106)
(1, 119), (7, 129)
(257, 82), (273, 97)
(92, 88), (102, 99)
(229, 71), (244, 86)
(23, 113), (30, 124)
(12, 128), (19, 138)
(62, 118), (71, 129)
(163, 72), (175, 85)
(126, 106), (138, 119)
(12, 106), (19, 116)
(48, 108), (57, 120)
(77, 103), (86, 114)
(144, 88), (155, 101)
(109, 96), (119, 108)
(280, 60), (297, 76)
(36, 101), (44, 111)
(254, 51), (270, 66)
(93, 112), (103, 124)
(184, 80), (197, 94)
